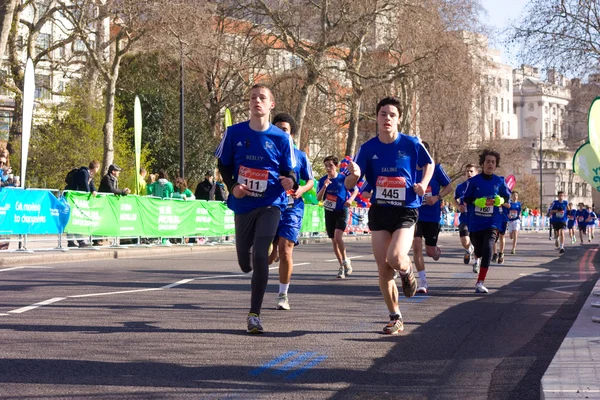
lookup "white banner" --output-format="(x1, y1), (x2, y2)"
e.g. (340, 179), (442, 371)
(20, 58), (35, 188)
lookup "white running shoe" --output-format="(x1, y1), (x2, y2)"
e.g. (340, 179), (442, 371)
(276, 293), (290, 310)
(416, 279), (428, 294)
(337, 267), (345, 279)
(475, 282), (489, 294)
(343, 259), (353, 275)
(473, 258), (481, 274)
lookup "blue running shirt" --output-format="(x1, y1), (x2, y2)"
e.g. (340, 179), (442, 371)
(588, 211), (597, 226)
(463, 174), (511, 233)
(353, 133), (433, 208)
(454, 181), (469, 225)
(318, 173), (351, 212)
(507, 201), (522, 221)
(289, 148), (314, 214)
(214, 121), (296, 215)
(417, 163), (452, 223)
(576, 209), (589, 226)
(550, 200), (569, 223)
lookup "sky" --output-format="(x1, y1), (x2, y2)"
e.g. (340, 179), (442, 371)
(479, 0), (529, 67)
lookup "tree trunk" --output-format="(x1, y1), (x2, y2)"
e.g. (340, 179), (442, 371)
(345, 92), (362, 156)
(294, 64), (320, 151)
(102, 67), (120, 175)
(0, 0), (17, 61)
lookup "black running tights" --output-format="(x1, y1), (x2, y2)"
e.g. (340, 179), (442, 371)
(235, 206), (281, 315)
(470, 227), (498, 270)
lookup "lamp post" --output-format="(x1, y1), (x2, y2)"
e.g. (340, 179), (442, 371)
(179, 42), (185, 179)
(539, 130), (543, 213)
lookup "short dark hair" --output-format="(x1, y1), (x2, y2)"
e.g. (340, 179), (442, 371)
(512, 191), (519, 195)
(89, 160), (100, 170)
(479, 149), (501, 167)
(465, 163), (477, 170)
(272, 113), (298, 135)
(421, 141), (431, 153)
(250, 83), (274, 100)
(557, 191), (564, 196)
(323, 155), (339, 166)
(158, 169), (168, 180)
(376, 97), (402, 116)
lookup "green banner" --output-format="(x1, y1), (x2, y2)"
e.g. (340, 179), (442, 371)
(573, 97), (600, 192)
(65, 192), (324, 237)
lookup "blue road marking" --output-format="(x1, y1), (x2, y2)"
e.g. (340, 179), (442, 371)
(249, 350), (299, 376)
(273, 352), (317, 375)
(286, 355), (329, 380)
(403, 295), (430, 303)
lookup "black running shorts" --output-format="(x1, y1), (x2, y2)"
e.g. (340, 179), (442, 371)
(552, 221), (567, 231)
(458, 222), (469, 238)
(325, 208), (349, 239)
(368, 204), (418, 233)
(414, 221), (441, 247)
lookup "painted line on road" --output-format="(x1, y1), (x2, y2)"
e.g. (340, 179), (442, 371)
(544, 284), (581, 295)
(8, 297), (66, 314)
(0, 266), (55, 272)
(403, 295), (431, 303)
(2, 262), (314, 315)
(273, 352), (317, 375)
(286, 355), (328, 380)
(250, 351), (299, 376)
(324, 255), (365, 262)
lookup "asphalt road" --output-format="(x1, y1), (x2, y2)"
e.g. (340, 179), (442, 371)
(0, 232), (598, 400)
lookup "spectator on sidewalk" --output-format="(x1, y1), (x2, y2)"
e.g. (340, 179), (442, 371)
(173, 177), (195, 201)
(214, 172), (227, 202)
(130, 167), (148, 195)
(195, 171), (215, 201)
(65, 160), (100, 248)
(0, 155), (10, 187)
(99, 164), (130, 195)
(148, 169), (173, 199)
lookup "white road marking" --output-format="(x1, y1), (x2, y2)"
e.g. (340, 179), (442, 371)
(544, 284), (581, 295)
(324, 255), (365, 262)
(2, 262), (314, 315)
(8, 297), (66, 314)
(0, 266), (55, 272)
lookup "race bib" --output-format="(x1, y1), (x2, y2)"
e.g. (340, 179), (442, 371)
(578, 216), (584, 222)
(509, 210), (518, 219)
(568, 214), (574, 220)
(474, 198), (494, 217)
(375, 176), (406, 205)
(238, 166), (268, 197)
(423, 186), (432, 202)
(323, 194), (337, 211)
(556, 211), (565, 218)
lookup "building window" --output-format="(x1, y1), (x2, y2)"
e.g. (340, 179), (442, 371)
(34, 74), (51, 100)
(507, 121), (510, 136)
(507, 100), (510, 113)
(545, 106), (549, 114)
(575, 183), (580, 196)
(497, 78), (502, 87)
(0, 111), (11, 142)
(569, 183), (573, 195)
(545, 122), (549, 136)
(560, 182), (566, 193)
(494, 97), (498, 112)
(506, 80), (509, 91)
(501, 98), (504, 112)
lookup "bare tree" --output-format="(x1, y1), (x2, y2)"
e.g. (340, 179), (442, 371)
(0, 0), (17, 60)
(510, 0), (600, 74)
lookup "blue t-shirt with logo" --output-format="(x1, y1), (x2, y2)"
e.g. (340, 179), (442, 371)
(353, 133), (433, 208)
(454, 181), (469, 225)
(318, 173), (350, 212)
(550, 200), (569, 223)
(417, 164), (451, 223)
(576, 209), (589, 227)
(463, 173), (511, 233)
(288, 148), (313, 214)
(588, 211), (597, 226)
(214, 121), (296, 215)
(567, 208), (577, 225)
(507, 201), (522, 221)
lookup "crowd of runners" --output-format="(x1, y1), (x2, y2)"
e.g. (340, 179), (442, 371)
(214, 84), (594, 335)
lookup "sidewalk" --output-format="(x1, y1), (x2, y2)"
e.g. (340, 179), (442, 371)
(541, 249), (600, 399)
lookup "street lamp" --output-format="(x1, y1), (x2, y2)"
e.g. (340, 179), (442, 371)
(533, 131), (557, 213)
(179, 41), (185, 179)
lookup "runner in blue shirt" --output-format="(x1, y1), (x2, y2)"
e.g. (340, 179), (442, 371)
(317, 156), (358, 279)
(575, 203), (589, 244)
(412, 141), (453, 294)
(567, 202), (577, 244)
(345, 96), (434, 334)
(267, 113), (314, 311)
(462, 149), (511, 294)
(453, 163), (479, 272)
(506, 191), (522, 254)
(549, 191), (569, 254)
(492, 205), (509, 265)
(215, 84), (297, 334)
(588, 206), (597, 241)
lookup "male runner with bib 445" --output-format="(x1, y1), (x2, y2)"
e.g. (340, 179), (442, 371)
(215, 84), (297, 334)
(345, 97), (434, 335)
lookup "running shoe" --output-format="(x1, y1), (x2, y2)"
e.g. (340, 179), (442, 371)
(572, 237), (576, 244)
(464, 245), (474, 264)
(247, 313), (263, 334)
(276, 293), (290, 310)
(432, 246), (441, 261)
(559, 247), (565, 254)
(593, 234), (595, 239)
(383, 317), (404, 335)
(473, 258), (480, 274)
(337, 266), (345, 279)
(343, 260), (353, 275)
(555, 238), (559, 248)
(491, 253), (498, 263)
(549, 235), (553, 241)
(475, 282), (489, 294)
(497, 252), (504, 265)
(416, 279), (428, 294)
(511, 249), (516, 255)
(400, 268), (417, 298)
